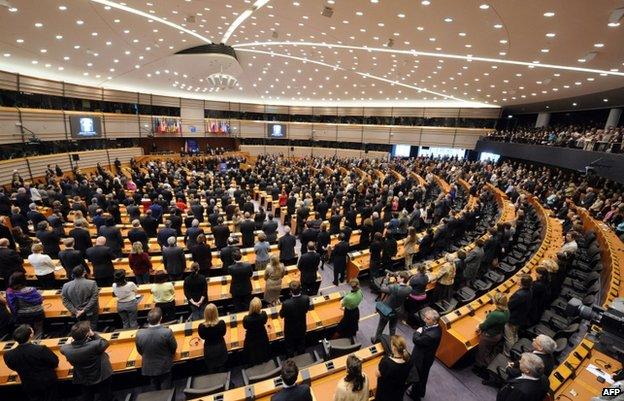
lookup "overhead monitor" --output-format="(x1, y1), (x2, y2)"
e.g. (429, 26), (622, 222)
(391, 144), (412, 158)
(267, 123), (286, 138)
(480, 152), (501, 162)
(69, 116), (102, 138)
(419, 146), (466, 158)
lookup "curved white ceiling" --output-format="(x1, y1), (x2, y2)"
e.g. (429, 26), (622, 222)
(0, 0), (622, 108)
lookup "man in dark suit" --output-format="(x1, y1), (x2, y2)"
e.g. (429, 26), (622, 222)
(190, 200), (205, 223)
(60, 321), (113, 401)
(0, 238), (24, 287)
(279, 281), (311, 357)
(140, 209), (159, 238)
(505, 334), (556, 379)
(35, 221), (61, 259)
(69, 220), (93, 257)
(184, 219), (204, 249)
(11, 207), (30, 235)
(220, 237), (239, 274)
(162, 236), (186, 280)
(3, 324), (59, 401)
(127, 219), (149, 251)
(85, 236), (116, 287)
(297, 242), (320, 295)
(278, 226), (298, 266)
(504, 275), (533, 356)
(136, 308), (178, 390)
(496, 353), (548, 401)
(330, 234), (350, 286)
(98, 216), (123, 258)
(27, 204), (47, 229)
(406, 308), (442, 401)
(240, 213), (256, 248)
(58, 238), (88, 278)
(0, 216), (16, 249)
(126, 200), (141, 221)
(299, 223), (319, 254)
(262, 213), (279, 244)
(168, 209), (183, 236)
(228, 249), (253, 312)
(271, 359), (313, 401)
(212, 217), (230, 250)
(157, 220), (177, 249)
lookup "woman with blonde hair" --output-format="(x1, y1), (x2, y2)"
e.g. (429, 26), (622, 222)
(403, 227), (418, 269)
(374, 335), (411, 401)
(129, 241), (152, 284)
(242, 297), (270, 365)
(264, 255), (285, 306)
(198, 303), (228, 372)
(473, 292), (509, 375)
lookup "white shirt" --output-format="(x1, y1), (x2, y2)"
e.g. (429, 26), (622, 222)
(560, 240), (578, 255)
(28, 253), (56, 276)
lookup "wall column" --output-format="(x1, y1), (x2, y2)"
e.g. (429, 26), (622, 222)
(605, 108), (622, 129)
(535, 112), (551, 128)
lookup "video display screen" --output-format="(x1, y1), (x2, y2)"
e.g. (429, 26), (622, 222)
(70, 116), (102, 138)
(391, 144), (412, 158)
(267, 123), (286, 138)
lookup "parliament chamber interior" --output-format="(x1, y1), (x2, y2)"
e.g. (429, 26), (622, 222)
(0, 1), (623, 401)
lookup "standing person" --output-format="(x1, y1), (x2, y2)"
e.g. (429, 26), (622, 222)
(369, 232), (384, 279)
(190, 234), (213, 276)
(27, 243), (58, 289)
(331, 233), (350, 286)
(212, 217), (230, 250)
(278, 226), (298, 266)
(463, 239), (485, 284)
(198, 303), (228, 373)
(228, 249), (253, 312)
(112, 270), (139, 329)
(504, 275), (532, 356)
(0, 238), (24, 287)
(183, 262), (208, 320)
(86, 237), (116, 287)
(69, 219), (93, 257)
(298, 242), (321, 295)
(162, 236), (186, 281)
(60, 321), (114, 401)
(98, 217), (123, 258)
(332, 355), (369, 401)
(371, 271), (411, 343)
(254, 232), (271, 271)
(271, 359), (313, 401)
(240, 213), (256, 248)
(35, 221), (60, 259)
(262, 213), (278, 244)
(3, 324), (59, 401)
(135, 307), (178, 390)
(58, 238), (87, 279)
(5, 272), (45, 337)
(61, 266), (100, 330)
(243, 297), (270, 365)
(381, 231), (398, 271)
(403, 227), (418, 269)
(127, 220), (149, 252)
(316, 222), (331, 269)
(264, 255), (285, 306)
(334, 279), (363, 339)
(374, 335), (411, 401)
(405, 308), (442, 401)
(279, 281), (311, 357)
(151, 271), (176, 322)
(496, 353), (549, 401)
(434, 254), (456, 302)
(473, 293), (510, 377)
(128, 241), (152, 285)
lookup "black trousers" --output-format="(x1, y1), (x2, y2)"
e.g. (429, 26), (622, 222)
(285, 332), (306, 357)
(232, 295), (250, 312)
(81, 377), (113, 401)
(148, 372), (172, 391)
(36, 273), (56, 290)
(280, 257), (299, 267)
(301, 281), (319, 296)
(333, 264), (346, 284)
(25, 383), (59, 401)
(155, 301), (176, 323)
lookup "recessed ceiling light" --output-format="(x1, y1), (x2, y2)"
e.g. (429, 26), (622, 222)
(3, 53), (10, 57)
(16, 38), (24, 43)
(546, 32), (556, 37)
(91, 32), (98, 36)
(58, 5), (67, 10)
(370, 0), (378, 3)
(572, 102), (577, 106)
(577, 58), (586, 63)
(458, 32), (466, 36)
(397, 13), (405, 18)
(421, 0), (431, 5)
(444, 17), (453, 22)
(31, 60), (38, 64)
(76, 20), (84, 25)
(292, 1), (300, 5)
(40, 49), (47, 53)
(479, 4), (490, 9)
(594, 43), (604, 48)
(55, 35), (63, 39)
(417, 26), (424, 31)
(603, 98), (609, 102)
(499, 39), (508, 44)
(34, 22), (43, 28)
(543, 11), (555, 17)
(608, 22), (620, 27)
(73, 45), (80, 49)
(541, 48), (549, 53)
(8, 7), (17, 12)
(355, 11), (363, 16)
(429, 37), (436, 41)
(494, 24), (503, 29)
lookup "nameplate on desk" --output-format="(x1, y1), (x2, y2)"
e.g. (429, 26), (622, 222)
(111, 332), (120, 340)
(229, 315), (237, 328)
(244, 386), (255, 401)
(369, 346), (378, 354)
(184, 321), (193, 337)
(126, 360), (135, 367)
(325, 361), (335, 370)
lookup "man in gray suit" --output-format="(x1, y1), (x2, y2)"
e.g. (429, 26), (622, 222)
(162, 236), (186, 280)
(463, 239), (485, 284)
(60, 321), (113, 401)
(135, 307), (178, 390)
(61, 265), (99, 330)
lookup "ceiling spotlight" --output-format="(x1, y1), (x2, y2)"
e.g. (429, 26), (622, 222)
(608, 7), (624, 27)
(444, 17), (453, 22)
(370, 0), (379, 3)
(572, 102), (577, 106)
(603, 98), (609, 102)
(8, 7), (17, 12)
(479, 4), (490, 9)
(207, 72), (238, 90)
(543, 11), (555, 17)
(594, 43), (604, 48)
(421, 0), (430, 5)
(494, 24), (503, 29)
(545, 32), (556, 37)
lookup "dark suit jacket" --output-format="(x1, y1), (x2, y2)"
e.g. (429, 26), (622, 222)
(127, 227), (149, 249)
(0, 247), (24, 282)
(508, 288), (532, 327)
(228, 261), (253, 297)
(157, 227), (177, 248)
(190, 243), (213, 273)
(270, 384), (313, 401)
(58, 249), (87, 276)
(85, 245), (116, 279)
(496, 376), (549, 401)
(240, 219), (256, 248)
(279, 294), (310, 338)
(162, 246), (186, 276)
(213, 224), (230, 250)
(185, 226), (203, 248)
(299, 228), (319, 253)
(3, 343), (59, 392)
(36, 229), (61, 257)
(60, 333), (113, 385)
(408, 325), (442, 395)
(331, 240), (350, 270)
(135, 325), (178, 376)
(140, 216), (159, 238)
(262, 220), (278, 243)
(98, 225), (123, 257)
(278, 234), (297, 261)
(297, 252), (320, 285)
(70, 227), (93, 255)
(0, 224), (15, 249)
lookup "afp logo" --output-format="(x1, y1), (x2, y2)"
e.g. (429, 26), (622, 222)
(602, 387), (622, 396)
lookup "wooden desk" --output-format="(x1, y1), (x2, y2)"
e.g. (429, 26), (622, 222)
(0, 291), (346, 385)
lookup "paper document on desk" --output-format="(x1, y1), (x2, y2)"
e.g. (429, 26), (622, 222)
(587, 363), (615, 384)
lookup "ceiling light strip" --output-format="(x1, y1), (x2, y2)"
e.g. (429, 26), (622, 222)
(236, 48), (479, 104)
(89, 0), (212, 43)
(233, 41), (624, 77)
(221, 0), (272, 44)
